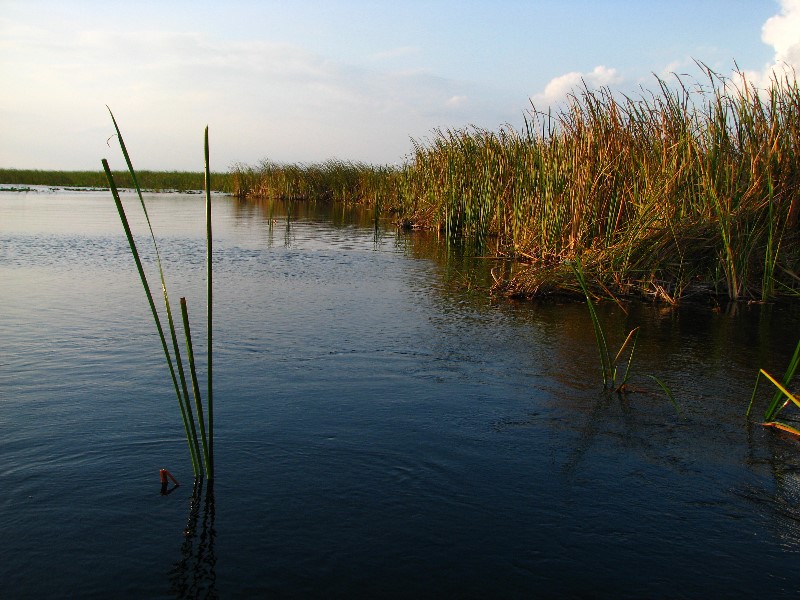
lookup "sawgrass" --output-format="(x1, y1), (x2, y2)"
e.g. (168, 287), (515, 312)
(231, 65), (800, 303)
(230, 159), (401, 207)
(403, 66), (800, 302)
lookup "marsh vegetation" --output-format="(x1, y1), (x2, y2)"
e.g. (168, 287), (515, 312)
(233, 67), (800, 304)
(0, 168), (232, 193)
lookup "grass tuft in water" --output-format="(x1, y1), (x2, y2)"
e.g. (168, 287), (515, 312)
(569, 257), (678, 411)
(748, 338), (800, 432)
(568, 257), (638, 391)
(102, 109), (214, 479)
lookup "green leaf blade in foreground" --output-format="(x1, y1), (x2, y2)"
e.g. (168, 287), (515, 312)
(102, 158), (201, 477)
(645, 374), (680, 414)
(181, 297), (211, 478)
(764, 339), (800, 421)
(569, 258), (611, 387)
(205, 126), (214, 480)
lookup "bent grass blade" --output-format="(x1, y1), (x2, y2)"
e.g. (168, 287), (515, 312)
(748, 338), (800, 423)
(614, 327), (640, 389)
(645, 375), (680, 414)
(749, 367), (800, 435)
(569, 258), (612, 387)
(569, 258), (676, 409)
(764, 421), (800, 436)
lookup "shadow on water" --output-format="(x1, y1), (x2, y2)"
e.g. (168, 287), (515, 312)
(169, 480), (217, 599)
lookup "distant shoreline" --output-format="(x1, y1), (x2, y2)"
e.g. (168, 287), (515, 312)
(0, 168), (232, 193)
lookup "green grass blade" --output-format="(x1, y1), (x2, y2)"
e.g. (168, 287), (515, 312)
(180, 297), (210, 477)
(646, 374), (680, 414)
(205, 126), (214, 480)
(617, 328), (639, 387)
(106, 110), (203, 477)
(102, 159), (201, 476)
(747, 370), (762, 418)
(765, 339), (800, 420)
(760, 369), (800, 417)
(569, 258), (611, 387)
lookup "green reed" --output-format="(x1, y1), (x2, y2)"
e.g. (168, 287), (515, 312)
(231, 159), (403, 208)
(748, 338), (800, 431)
(204, 127), (214, 479)
(569, 257), (638, 391)
(102, 110), (214, 480)
(569, 257), (679, 411)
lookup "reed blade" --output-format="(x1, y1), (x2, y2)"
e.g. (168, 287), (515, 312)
(617, 327), (640, 387)
(205, 125), (214, 480)
(102, 159), (201, 476)
(760, 369), (800, 421)
(569, 258), (612, 387)
(106, 109), (204, 477)
(760, 341), (800, 421)
(645, 374), (680, 414)
(763, 421), (800, 436)
(180, 297), (210, 477)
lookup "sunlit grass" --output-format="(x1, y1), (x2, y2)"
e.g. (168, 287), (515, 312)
(748, 338), (800, 433)
(234, 65), (800, 304)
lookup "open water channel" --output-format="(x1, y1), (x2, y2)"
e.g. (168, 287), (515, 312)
(2, 188), (800, 598)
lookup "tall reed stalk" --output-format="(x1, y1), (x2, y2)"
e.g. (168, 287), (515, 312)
(205, 127), (214, 479)
(102, 110), (215, 480)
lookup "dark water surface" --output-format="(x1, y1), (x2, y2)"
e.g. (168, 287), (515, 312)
(2, 189), (800, 598)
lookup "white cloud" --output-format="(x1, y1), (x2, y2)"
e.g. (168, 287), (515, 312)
(0, 23), (477, 169)
(741, 0), (800, 88)
(763, 0), (800, 64)
(530, 65), (623, 108)
(528, 1), (800, 112)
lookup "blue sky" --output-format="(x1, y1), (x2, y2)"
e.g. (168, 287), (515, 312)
(1, 1), (797, 170)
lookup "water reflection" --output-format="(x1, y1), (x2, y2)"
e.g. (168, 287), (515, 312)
(230, 196), (396, 254)
(170, 480), (217, 599)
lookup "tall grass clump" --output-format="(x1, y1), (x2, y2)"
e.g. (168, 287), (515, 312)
(227, 64), (799, 303)
(102, 109), (215, 480)
(397, 65), (800, 302)
(230, 159), (404, 208)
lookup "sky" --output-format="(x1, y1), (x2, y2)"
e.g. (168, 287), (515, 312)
(1, 0), (798, 171)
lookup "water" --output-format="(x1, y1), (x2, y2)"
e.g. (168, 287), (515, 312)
(2, 188), (800, 598)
